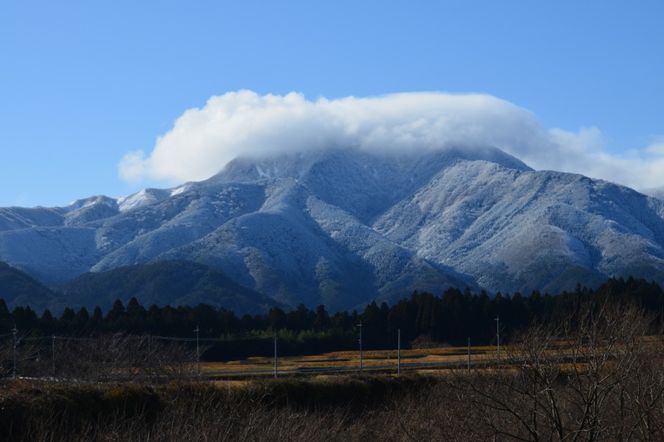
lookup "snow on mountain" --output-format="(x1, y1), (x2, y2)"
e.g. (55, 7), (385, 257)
(374, 161), (664, 293)
(117, 188), (170, 212)
(2, 145), (664, 310)
(643, 187), (664, 201)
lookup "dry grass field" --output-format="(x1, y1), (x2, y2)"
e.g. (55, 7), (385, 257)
(201, 344), (500, 376)
(200, 332), (664, 379)
(5, 306), (664, 440)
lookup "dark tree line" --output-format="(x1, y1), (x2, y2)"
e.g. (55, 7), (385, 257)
(2, 277), (664, 359)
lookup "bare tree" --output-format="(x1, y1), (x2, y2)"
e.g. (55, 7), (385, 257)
(51, 334), (206, 383)
(0, 333), (13, 378)
(448, 302), (664, 441)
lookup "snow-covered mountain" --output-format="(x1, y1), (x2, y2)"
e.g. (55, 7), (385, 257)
(643, 187), (664, 201)
(2, 145), (664, 311)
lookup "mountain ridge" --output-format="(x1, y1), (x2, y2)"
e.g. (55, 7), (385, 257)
(59, 260), (280, 314)
(0, 261), (58, 310)
(0, 260), (278, 314)
(2, 145), (664, 311)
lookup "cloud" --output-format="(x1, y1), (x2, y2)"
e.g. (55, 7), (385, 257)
(119, 90), (664, 192)
(646, 139), (664, 156)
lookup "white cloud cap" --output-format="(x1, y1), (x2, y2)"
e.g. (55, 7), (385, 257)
(119, 90), (664, 192)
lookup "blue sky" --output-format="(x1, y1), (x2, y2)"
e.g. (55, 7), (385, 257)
(1, 1), (663, 207)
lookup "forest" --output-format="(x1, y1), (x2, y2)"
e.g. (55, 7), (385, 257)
(2, 277), (663, 360)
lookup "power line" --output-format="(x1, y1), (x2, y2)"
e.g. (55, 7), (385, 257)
(22, 336), (52, 341)
(51, 336), (96, 342)
(0, 328), (531, 381)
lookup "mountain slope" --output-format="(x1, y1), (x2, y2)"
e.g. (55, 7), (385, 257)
(59, 261), (279, 314)
(2, 145), (664, 310)
(0, 261), (57, 309)
(644, 187), (664, 201)
(375, 161), (664, 293)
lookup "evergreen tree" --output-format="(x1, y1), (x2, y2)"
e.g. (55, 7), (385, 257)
(106, 300), (126, 329)
(313, 305), (330, 331)
(76, 307), (90, 331)
(268, 307), (287, 331)
(0, 299), (11, 332)
(91, 306), (104, 329)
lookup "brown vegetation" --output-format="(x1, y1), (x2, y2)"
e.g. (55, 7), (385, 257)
(3, 303), (664, 441)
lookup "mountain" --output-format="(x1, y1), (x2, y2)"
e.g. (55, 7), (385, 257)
(59, 261), (279, 314)
(0, 261), (57, 309)
(2, 145), (664, 311)
(644, 187), (664, 201)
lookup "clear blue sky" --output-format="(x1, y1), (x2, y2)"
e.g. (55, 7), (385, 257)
(1, 1), (662, 207)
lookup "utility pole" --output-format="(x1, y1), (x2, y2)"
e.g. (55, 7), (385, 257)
(495, 316), (500, 360)
(52, 335), (56, 377)
(397, 328), (401, 376)
(12, 325), (17, 379)
(467, 336), (471, 372)
(273, 333), (278, 378)
(194, 325), (200, 377)
(358, 321), (363, 372)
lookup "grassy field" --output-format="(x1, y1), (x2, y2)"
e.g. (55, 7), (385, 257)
(201, 344), (500, 376)
(201, 336), (664, 377)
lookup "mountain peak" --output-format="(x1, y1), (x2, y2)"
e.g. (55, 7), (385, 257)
(211, 146), (531, 224)
(2, 144), (664, 311)
(214, 145), (531, 184)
